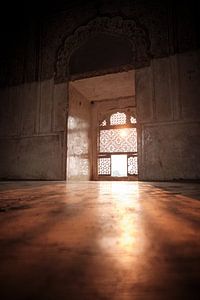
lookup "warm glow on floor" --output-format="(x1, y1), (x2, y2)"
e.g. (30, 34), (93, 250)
(98, 182), (142, 267)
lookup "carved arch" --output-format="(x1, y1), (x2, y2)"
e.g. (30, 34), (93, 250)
(55, 16), (151, 83)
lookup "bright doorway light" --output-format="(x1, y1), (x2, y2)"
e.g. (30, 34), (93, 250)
(111, 155), (127, 177)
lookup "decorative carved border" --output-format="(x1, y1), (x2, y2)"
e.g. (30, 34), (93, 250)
(55, 16), (151, 83)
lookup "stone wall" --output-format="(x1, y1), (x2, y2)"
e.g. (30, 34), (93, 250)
(0, 0), (199, 180)
(136, 50), (200, 180)
(0, 80), (67, 180)
(67, 84), (92, 181)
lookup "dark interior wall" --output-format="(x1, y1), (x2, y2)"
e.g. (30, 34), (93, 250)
(0, 0), (199, 180)
(136, 51), (200, 180)
(69, 33), (133, 75)
(0, 2), (40, 87)
(39, 0), (199, 81)
(1, 0), (199, 87)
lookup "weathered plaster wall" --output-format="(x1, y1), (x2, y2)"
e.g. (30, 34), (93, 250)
(136, 50), (200, 180)
(67, 85), (92, 181)
(0, 80), (67, 180)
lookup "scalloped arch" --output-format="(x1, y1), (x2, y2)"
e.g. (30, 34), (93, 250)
(55, 16), (151, 83)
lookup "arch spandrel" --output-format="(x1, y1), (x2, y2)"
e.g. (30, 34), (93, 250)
(55, 16), (151, 83)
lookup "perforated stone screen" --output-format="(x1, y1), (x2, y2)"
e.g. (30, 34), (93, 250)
(98, 157), (111, 175)
(99, 128), (137, 153)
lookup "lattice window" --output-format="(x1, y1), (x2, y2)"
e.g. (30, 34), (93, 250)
(130, 116), (137, 124)
(80, 159), (89, 176)
(128, 156), (138, 175)
(110, 112), (126, 125)
(100, 119), (107, 126)
(98, 157), (111, 175)
(100, 128), (137, 153)
(98, 110), (138, 178)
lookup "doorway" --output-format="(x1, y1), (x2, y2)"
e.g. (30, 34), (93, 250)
(54, 16), (150, 181)
(67, 70), (138, 181)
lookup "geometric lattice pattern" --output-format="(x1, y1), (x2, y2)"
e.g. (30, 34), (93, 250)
(98, 157), (111, 175)
(110, 112), (126, 125)
(80, 159), (89, 176)
(128, 156), (138, 175)
(130, 116), (137, 124)
(100, 128), (137, 153)
(98, 110), (138, 177)
(100, 119), (107, 126)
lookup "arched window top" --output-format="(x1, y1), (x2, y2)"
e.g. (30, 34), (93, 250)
(110, 112), (126, 125)
(99, 110), (137, 128)
(100, 119), (107, 127)
(130, 116), (137, 124)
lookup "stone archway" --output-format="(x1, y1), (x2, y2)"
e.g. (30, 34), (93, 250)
(54, 16), (151, 180)
(54, 16), (151, 83)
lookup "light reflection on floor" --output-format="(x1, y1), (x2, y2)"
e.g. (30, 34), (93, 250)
(0, 181), (200, 300)
(98, 182), (145, 268)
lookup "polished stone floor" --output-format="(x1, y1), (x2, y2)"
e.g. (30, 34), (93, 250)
(0, 181), (200, 300)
